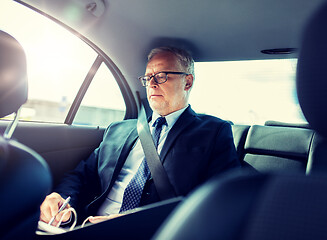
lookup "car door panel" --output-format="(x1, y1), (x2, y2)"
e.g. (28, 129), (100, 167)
(0, 121), (105, 187)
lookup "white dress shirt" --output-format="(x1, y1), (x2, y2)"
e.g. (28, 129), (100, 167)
(97, 106), (188, 215)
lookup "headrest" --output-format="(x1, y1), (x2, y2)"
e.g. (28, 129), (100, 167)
(297, 2), (327, 137)
(0, 30), (28, 118)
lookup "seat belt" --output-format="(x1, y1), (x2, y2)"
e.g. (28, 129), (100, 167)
(137, 103), (177, 200)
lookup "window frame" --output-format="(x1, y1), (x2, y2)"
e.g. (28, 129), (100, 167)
(16, 0), (138, 125)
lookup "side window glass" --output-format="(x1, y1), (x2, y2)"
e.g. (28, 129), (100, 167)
(0, 1), (126, 125)
(73, 63), (126, 127)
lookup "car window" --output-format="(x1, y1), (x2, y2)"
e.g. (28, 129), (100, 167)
(74, 63), (126, 127)
(0, 0), (126, 126)
(190, 59), (306, 125)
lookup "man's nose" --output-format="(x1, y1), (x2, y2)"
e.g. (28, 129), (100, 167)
(148, 76), (158, 87)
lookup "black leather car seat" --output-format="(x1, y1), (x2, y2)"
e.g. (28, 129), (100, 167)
(0, 30), (52, 240)
(152, 2), (327, 240)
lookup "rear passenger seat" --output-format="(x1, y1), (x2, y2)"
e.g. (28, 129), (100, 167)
(231, 125), (250, 162)
(232, 123), (315, 174)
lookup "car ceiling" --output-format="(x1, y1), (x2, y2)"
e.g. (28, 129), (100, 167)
(17, 0), (326, 91)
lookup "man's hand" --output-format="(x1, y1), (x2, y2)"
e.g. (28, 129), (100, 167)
(40, 192), (71, 226)
(88, 214), (123, 224)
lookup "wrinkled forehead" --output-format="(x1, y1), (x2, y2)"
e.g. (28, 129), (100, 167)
(145, 52), (184, 73)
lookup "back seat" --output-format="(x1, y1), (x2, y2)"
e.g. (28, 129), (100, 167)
(232, 124), (315, 174)
(231, 125), (250, 161)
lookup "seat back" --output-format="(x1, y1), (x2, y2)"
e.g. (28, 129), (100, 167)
(231, 124), (250, 161)
(243, 125), (314, 173)
(232, 124), (315, 174)
(0, 30), (51, 239)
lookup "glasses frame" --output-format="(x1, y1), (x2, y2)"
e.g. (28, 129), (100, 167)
(138, 71), (189, 87)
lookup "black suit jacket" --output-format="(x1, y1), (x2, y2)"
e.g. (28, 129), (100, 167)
(56, 106), (240, 219)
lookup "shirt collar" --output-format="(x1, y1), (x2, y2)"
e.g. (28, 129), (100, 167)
(151, 105), (188, 129)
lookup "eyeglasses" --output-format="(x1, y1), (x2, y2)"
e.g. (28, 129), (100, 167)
(138, 71), (189, 87)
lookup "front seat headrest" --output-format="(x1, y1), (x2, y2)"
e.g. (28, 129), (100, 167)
(0, 30), (28, 118)
(297, 1), (327, 137)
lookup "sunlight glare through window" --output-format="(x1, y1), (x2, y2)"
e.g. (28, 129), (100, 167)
(190, 59), (306, 125)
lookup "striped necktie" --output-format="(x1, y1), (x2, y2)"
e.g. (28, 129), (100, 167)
(120, 117), (167, 212)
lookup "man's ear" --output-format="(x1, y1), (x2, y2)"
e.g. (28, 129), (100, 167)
(184, 74), (194, 91)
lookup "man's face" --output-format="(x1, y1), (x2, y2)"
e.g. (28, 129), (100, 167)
(145, 52), (193, 116)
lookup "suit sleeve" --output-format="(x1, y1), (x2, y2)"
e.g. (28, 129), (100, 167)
(54, 142), (102, 211)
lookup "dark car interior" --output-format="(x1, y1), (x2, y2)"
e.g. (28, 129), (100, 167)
(1, 0), (327, 239)
(0, 30), (51, 240)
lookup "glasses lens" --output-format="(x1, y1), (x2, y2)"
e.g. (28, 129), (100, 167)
(154, 72), (167, 84)
(139, 76), (149, 86)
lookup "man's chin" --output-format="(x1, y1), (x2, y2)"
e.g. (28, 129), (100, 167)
(149, 102), (166, 115)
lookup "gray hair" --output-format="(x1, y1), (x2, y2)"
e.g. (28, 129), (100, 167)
(147, 46), (195, 77)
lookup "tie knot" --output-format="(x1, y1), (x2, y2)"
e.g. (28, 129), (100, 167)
(153, 117), (167, 129)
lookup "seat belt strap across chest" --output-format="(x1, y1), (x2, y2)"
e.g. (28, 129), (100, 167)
(137, 103), (176, 200)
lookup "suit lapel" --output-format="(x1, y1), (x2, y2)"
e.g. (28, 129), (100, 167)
(105, 106), (197, 188)
(106, 127), (138, 191)
(160, 106), (197, 161)
(90, 124), (139, 213)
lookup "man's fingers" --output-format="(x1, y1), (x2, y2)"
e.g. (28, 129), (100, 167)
(39, 192), (65, 224)
(88, 216), (109, 224)
(55, 207), (72, 223)
(40, 205), (52, 223)
(40, 199), (58, 223)
(107, 214), (123, 220)
(88, 214), (123, 224)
